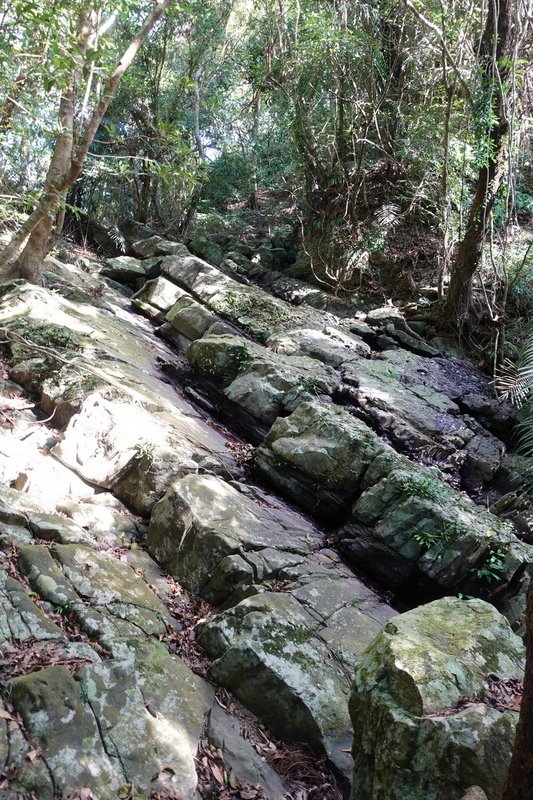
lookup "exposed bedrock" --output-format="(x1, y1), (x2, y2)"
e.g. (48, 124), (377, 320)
(147, 472), (395, 775)
(256, 401), (533, 630)
(0, 233), (530, 799)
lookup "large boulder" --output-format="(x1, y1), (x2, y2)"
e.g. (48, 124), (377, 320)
(198, 592), (354, 775)
(146, 473), (322, 598)
(338, 450), (533, 628)
(255, 401), (385, 516)
(147, 474), (394, 775)
(9, 639), (214, 800)
(341, 348), (507, 479)
(118, 218), (157, 247)
(187, 233), (226, 266)
(268, 325), (371, 366)
(131, 275), (189, 317)
(160, 252), (323, 343)
(52, 393), (226, 513)
(101, 255), (147, 285)
(167, 295), (221, 342)
(188, 333), (340, 425)
(349, 597), (524, 800)
(256, 402), (533, 626)
(132, 235), (189, 258)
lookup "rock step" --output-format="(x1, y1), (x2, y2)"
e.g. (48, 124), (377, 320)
(0, 279), (238, 514)
(136, 244), (514, 487)
(256, 401), (533, 631)
(0, 241), (528, 800)
(147, 472), (396, 775)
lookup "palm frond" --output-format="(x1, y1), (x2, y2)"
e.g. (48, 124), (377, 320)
(375, 203), (401, 229)
(107, 226), (127, 253)
(496, 329), (533, 500)
(496, 326), (533, 406)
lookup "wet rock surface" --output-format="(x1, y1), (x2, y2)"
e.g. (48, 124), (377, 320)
(0, 233), (530, 798)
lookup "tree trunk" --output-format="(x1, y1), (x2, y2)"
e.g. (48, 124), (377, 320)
(248, 93), (261, 210)
(0, 0), (169, 284)
(446, 0), (516, 325)
(501, 580), (533, 800)
(179, 67), (206, 237)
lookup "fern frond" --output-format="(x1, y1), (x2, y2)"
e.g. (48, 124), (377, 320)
(516, 400), (533, 455)
(496, 326), (533, 405)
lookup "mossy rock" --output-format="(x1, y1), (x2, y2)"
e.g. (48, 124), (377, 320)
(350, 597), (524, 800)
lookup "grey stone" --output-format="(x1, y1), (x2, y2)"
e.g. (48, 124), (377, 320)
(268, 326), (371, 366)
(349, 597), (524, 800)
(207, 703), (286, 799)
(10, 666), (123, 798)
(198, 592), (354, 777)
(131, 275), (189, 315)
(167, 295), (221, 341)
(132, 235), (188, 258)
(101, 256), (146, 284)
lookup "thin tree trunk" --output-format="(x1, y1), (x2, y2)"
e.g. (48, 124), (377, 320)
(501, 580), (533, 800)
(14, 4), (94, 281)
(446, 0), (516, 325)
(180, 68), (205, 236)
(248, 93), (261, 210)
(47, 189), (69, 254)
(0, 0), (169, 283)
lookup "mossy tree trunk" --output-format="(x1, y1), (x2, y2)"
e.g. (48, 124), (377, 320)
(446, 0), (516, 326)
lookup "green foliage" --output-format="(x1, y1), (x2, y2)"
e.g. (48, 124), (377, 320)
(413, 525), (454, 551)
(131, 441), (156, 465)
(473, 546), (508, 586)
(399, 472), (447, 503)
(21, 323), (82, 353)
(203, 150), (253, 209)
(497, 327), (533, 496)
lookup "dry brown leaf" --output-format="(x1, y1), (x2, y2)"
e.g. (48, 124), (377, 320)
(211, 763), (224, 784)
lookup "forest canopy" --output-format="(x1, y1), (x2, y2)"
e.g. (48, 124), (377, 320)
(0, 0), (531, 331)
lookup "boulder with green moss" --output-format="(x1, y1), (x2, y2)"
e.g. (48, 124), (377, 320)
(147, 473), (394, 774)
(349, 597), (524, 800)
(188, 333), (340, 425)
(160, 251), (323, 342)
(166, 294), (221, 341)
(338, 452), (533, 628)
(256, 401), (533, 626)
(187, 233), (226, 265)
(255, 400), (385, 515)
(197, 592), (355, 776)
(8, 639), (214, 799)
